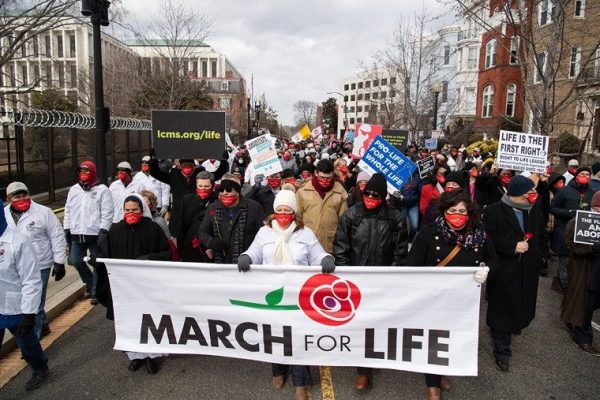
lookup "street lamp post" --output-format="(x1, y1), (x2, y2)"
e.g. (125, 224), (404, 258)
(431, 82), (442, 132)
(81, 0), (110, 184)
(254, 101), (261, 134)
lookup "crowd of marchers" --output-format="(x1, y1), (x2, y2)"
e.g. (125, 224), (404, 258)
(1, 138), (598, 400)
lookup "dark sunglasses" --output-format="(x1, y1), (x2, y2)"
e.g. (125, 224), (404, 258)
(218, 187), (237, 193)
(364, 190), (381, 199)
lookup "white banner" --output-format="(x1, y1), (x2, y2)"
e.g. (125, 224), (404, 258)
(244, 134), (283, 176)
(102, 260), (484, 376)
(497, 130), (549, 173)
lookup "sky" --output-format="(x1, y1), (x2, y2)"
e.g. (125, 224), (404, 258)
(118, 0), (454, 126)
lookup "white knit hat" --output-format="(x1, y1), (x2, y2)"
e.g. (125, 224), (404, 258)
(273, 189), (297, 214)
(117, 161), (132, 170)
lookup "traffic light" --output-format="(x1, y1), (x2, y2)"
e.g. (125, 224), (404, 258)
(81, 0), (110, 26)
(81, 0), (93, 16)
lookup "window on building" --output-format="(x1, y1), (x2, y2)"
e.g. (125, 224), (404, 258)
(509, 37), (519, 64)
(365, 93), (370, 100)
(468, 47), (477, 69)
(371, 104), (378, 112)
(441, 81), (448, 103)
(201, 60), (208, 77)
(221, 81), (229, 91)
(344, 95), (349, 102)
(33, 65), (40, 84)
(58, 64), (65, 87)
(211, 59), (217, 77)
(444, 46), (450, 65)
(32, 35), (39, 56)
(219, 98), (230, 108)
(344, 84), (349, 91)
(45, 64), (52, 86)
(569, 46), (581, 78)
(381, 78), (387, 86)
(381, 91), (387, 99)
(485, 39), (496, 69)
(539, 0), (556, 26)
(349, 106), (355, 112)
(506, 83), (516, 117)
(69, 34), (76, 57)
(596, 47), (600, 77)
(574, 0), (585, 17)
(534, 52), (546, 83)
(357, 94), (363, 100)
(373, 79), (379, 87)
(57, 34), (63, 58)
(365, 81), (371, 88)
(350, 95), (355, 101)
(350, 117), (355, 124)
(372, 92), (379, 99)
(390, 90), (396, 97)
(390, 76), (396, 85)
(21, 65), (27, 85)
(457, 48), (463, 71)
(482, 85), (494, 117)
(8, 65), (15, 86)
(358, 82), (363, 89)
(44, 35), (51, 57)
(357, 106), (363, 112)
(357, 117), (362, 123)
(351, 83), (356, 90)
(364, 105), (370, 112)
(70, 64), (77, 87)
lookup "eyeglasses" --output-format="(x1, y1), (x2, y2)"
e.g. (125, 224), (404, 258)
(218, 187), (236, 193)
(363, 190), (381, 199)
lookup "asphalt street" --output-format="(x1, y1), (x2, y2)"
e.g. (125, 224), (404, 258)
(1, 258), (599, 400)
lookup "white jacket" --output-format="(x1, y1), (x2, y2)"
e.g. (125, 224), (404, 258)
(63, 183), (114, 235)
(133, 171), (170, 209)
(4, 201), (67, 270)
(242, 225), (329, 266)
(109, 179), (149, 223)
(0, 227), (41, 315)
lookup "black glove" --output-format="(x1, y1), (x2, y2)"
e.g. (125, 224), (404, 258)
(321, 255), (336, 274)
(52, 262), (66, 281)
(64, 229), (72, 243)
(222, 150), (230, 160)
(237, 254), (252, 272)
(87, 254), (97, 266)
(17, 314), (35, 336)
(210, 238), (227, 252)
(98, 228), (108, 245)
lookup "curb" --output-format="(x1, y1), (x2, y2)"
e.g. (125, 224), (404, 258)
(0, 280), (86, 356)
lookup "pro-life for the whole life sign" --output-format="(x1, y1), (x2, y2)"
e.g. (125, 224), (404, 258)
(497, 130), (549, 173)
(573, 210), (600, 245)
(151, 110), (226, 160)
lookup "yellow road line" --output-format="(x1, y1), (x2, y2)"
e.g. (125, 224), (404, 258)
(0, 300), (94, 388)
(53, 207), (65, 214)
(319, 365), (335, 400)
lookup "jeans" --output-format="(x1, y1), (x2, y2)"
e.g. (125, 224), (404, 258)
(70, 240), (99, 297)
(557, 255), (569, 289)
(0, 316), (48, 374)
(34, 268), (51, 339)
(407, 205), (419, 240)
(272, 363), (312, 386)
(491, 329), (512, 361)
(574, 289), (600, 345)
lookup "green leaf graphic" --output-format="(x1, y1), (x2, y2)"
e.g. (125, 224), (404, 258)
(265, 287), (284, 306)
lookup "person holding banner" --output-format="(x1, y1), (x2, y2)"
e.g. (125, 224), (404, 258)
(198, 174), (265, 264)
(333, 173), (409, 391)
(484, 176), (548, 373)
(407, 191), (493, 400)
(95, 194), (171, 374)
(237, 189), (334, 400)
(561, 191), (600, 355)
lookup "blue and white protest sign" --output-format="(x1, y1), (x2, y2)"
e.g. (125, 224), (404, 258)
(425, 138), (438, 150)
(358, 135), (417, 193)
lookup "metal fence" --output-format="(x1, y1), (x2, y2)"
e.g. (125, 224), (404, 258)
(0, 107), (151, 203)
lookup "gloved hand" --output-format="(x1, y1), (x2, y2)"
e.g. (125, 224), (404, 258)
(210, 238), (227, 252)
(160, 206), (169, 218)
(87, 254), (97, 266)
(52, 262), (66, 281)
(321, 255), (336, 274)
(474, 265), (488, 284)
(64, 229), (72, 243)
(391, 191), (403, 199)
(222, 150), (230, 160)
(237, 254), (252, 272)
(254, 174), (265, 186)
(17, 314), (35, 336)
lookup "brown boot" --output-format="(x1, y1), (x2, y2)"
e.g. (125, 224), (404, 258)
(295, 385), (308, 400)
(426, 387), (442, 400)
(271, 375), (286, 390)
(440, 377), (451, 391)
(355, 374), (370, 390)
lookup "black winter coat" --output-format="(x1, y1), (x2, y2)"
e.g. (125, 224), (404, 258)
(406, 222), (497, 268)
(475, 173), (506, 208)
(149, 159), (203, 236)
(246, 185), (277, 215)
(197, 197), (265, 264)
(549, 179), (594, 255)
(96, 218), (171, 320)
(484, 201), (548, 334)
(176, 192), (215, 262)
(333, 204), (409, 266)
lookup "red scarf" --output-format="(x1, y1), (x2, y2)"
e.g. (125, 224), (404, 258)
(312, 176), (334, 199)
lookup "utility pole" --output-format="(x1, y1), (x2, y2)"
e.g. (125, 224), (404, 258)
(81, 0), (110, 184)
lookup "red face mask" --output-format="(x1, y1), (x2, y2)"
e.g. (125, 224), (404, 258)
(500, 175), (512, 186)
(124, 212), (143, 225)
(358, 182), (367, 192)
(363, 197), (383, 210)
(546, 166), (553, 174)
(11, 199), (31, 212)
(117, 171), (129, 182)
(284, 178), (297, 185)
(470, 169), (479, 178)
(196, 188), (212, 200)
(267, 178), (282, 188)
(569, 167), (578, 175)
(576, 175), (590, 186)
(445, 213), (469, 229)
(79, 171), (91, 183)
(338, 165), (349, 174)
(181, 166), (194, 176)
(283, 154), (291, 161)
(526, 192), (539, 204)
(554, 180), (565, 189)
(315, 176), (333, 188)
(141, 164), (150, 172)
(301, 172), (312, 180)
(274, 213), (295, 227)
(436, 176), (446, 185)
(220, 193), (239, 208)
(444, 186), (458, 193)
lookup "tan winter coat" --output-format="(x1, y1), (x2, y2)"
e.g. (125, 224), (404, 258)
(296, 180), (348, 253)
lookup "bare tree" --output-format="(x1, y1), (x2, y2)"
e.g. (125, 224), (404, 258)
(294, 100), (318, 127)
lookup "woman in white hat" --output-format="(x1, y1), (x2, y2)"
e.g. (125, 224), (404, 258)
(237, 189), (336, 400)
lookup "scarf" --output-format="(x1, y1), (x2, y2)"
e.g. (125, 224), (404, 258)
(434, 215), (487, 250)
(501, 194), (534, 211)
(312, 176), (334, 199)
(271, 220), (296, 265)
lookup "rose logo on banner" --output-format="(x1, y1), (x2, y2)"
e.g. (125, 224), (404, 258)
(229, 274), (361, 326)
(298, 274), (361, 326)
